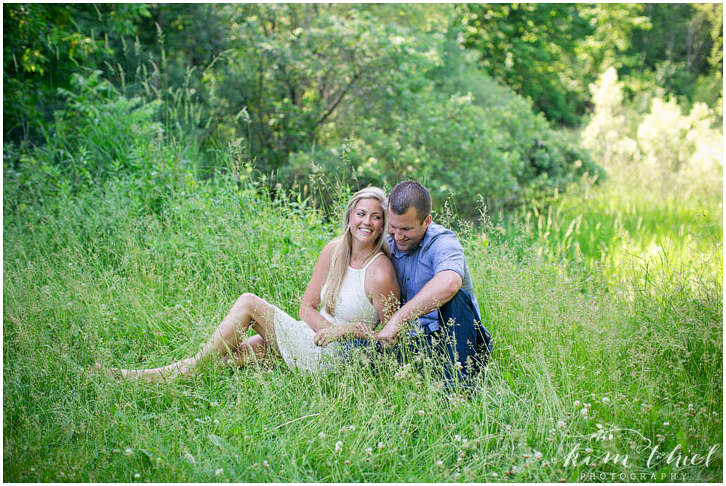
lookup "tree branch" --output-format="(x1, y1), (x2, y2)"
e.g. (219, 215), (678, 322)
(314, 68), (364, 128)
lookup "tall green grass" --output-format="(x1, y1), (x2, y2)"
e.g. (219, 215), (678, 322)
(4, 159), (722, 481)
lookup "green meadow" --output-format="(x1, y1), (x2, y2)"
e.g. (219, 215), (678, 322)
(3, 3), (723, 482)
(4, 161), (722, 481)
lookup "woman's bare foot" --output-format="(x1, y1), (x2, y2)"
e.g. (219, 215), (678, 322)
(93, 359), (195, 382)
(92, 362), (123, 379)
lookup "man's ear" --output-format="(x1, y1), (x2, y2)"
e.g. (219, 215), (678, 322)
(423, 214), (433, 228)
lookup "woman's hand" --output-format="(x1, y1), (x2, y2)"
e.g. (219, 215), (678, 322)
(314, 327), (340, 347)
(314, 322), (376, 346)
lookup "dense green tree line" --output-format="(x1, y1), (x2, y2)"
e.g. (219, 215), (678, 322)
(3, 3), (722, 217)
(459, 3), (723, 124)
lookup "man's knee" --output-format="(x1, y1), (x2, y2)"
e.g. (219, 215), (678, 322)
(438, 289), (492, 355)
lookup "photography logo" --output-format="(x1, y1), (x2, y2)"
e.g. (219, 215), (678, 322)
(552, 424), (721, 482)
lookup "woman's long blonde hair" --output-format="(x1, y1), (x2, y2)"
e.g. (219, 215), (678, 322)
(323, 186), (390, 316)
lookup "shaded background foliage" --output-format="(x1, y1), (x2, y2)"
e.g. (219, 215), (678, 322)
(3, 3), (723, 217)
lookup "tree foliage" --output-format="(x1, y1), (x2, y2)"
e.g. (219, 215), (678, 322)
(3, 3), (721, 218)
(459, 3), (593, 125)
(459, 3), (723, 125)
(212, 4), (433, 173)
(3, 3), (151, 141)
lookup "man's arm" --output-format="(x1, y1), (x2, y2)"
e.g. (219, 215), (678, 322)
(376, 269), (462, 347)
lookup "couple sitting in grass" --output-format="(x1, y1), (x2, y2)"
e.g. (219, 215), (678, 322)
(102, 181), (492, 387)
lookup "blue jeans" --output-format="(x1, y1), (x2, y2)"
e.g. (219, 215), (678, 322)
(343, 289), (493, 390)
(409, 289), (492, 388)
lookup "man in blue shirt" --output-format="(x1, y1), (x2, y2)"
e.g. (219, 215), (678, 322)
(377, 181), (492, 386)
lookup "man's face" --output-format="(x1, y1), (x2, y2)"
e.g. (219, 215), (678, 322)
(387, 206), (432, 253)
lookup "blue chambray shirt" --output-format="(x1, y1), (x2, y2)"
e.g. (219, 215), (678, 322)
(387, 222), (480, 335)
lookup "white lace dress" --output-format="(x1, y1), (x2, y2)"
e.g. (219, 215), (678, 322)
(273, 253), (383, 372)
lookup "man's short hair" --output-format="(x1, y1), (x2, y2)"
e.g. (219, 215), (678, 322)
(389, 181), (431, 223)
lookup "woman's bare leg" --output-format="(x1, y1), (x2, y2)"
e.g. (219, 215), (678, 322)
(222, 334), (272, 368)
(108, 293), (279, 381)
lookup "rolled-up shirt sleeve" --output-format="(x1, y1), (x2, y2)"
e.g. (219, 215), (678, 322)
(429, 235), (466, 280)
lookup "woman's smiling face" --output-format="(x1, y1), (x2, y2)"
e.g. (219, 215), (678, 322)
(349, 197), (384, 245)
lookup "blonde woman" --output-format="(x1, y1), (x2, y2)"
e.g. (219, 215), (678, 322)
(101, 187), (399, 380)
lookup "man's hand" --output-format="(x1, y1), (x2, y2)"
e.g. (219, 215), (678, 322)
(314, 327), (338, 347)
(376, 319), (400, 348)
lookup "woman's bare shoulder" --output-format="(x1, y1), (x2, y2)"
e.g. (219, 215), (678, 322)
(319, 238), (340, 258)
(368, 253), (396, 283)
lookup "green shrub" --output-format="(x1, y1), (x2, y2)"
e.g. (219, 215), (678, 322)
(51, 71), (164, 181)
(4, 71), (209, 217)
(582, 67), (723, 203)
(282, 88), (599, 218)
(277, 26), (600, 219)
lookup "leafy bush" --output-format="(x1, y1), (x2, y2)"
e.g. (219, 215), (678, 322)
(51, 71), (164, 180)
(582, 67), (723, 202)
(2, 4), (152, 142)
(281, 93), (598, 218)
(278, 30), (600, 218)
(3, 71), (207, 217)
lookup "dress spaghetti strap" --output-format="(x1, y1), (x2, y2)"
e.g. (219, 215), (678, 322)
(361, 251), (385, 271)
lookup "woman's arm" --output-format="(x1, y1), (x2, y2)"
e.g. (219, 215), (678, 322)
(366, 255), (401, 327)
(299, 240), (337, 332)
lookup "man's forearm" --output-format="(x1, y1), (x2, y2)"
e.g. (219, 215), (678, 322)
(378, 270), (462, 342)
(394, 270), (461, 323)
